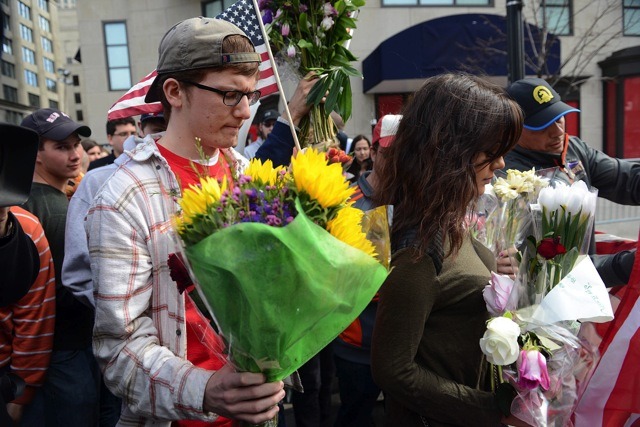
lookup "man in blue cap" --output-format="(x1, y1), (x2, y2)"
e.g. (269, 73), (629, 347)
(506, 77), (639, 287)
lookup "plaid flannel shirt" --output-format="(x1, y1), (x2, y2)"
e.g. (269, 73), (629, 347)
(86, 136), (245, 426)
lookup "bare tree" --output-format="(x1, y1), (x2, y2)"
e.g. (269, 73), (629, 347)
(458, 0), (640, 95)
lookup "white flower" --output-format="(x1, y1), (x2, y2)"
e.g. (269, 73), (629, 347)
(287, 44), (296, 57)
(321, 16), (334, 31)
(493, 177), (519, 201)
(479, 316), (521, 365)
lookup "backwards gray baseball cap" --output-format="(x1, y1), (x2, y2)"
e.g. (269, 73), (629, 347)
(145, 17), (261, 103)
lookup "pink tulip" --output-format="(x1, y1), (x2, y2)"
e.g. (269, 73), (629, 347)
(483, 272), (514, 316)
(287, 44), (296, 57)
(281, 23), (290, 36)
(517, 350), (550, 391)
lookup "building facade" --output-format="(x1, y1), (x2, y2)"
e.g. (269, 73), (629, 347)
(0, 0), (68, 124)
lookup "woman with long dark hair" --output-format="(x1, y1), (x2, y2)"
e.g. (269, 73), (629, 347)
(370, 73), (530, 427)
(345, 135), (373, 183)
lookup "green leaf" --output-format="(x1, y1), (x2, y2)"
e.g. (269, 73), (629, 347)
(307, 76), (332, 106)
(298, 39), (314, 50)
(339, 73), (353, 121)
(324, 72), (344, 114)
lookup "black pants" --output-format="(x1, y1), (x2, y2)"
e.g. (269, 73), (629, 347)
(291, 345), (335, 427)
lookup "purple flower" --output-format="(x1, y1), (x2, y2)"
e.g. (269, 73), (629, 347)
(299, 4), (308, 12)
(517, 350), (550, 391)
(281, 23), (290, 36)
(287, 44), (296, 57)
(483, 272), (515, 316)
(323, 2), (337, 16)
(262, 9), (274, 24)
(320, 17), (334, 31)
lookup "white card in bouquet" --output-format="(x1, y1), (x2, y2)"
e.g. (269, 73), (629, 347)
(531, 255), (614, 324)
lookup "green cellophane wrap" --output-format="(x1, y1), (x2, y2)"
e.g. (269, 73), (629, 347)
(185, 199), (388, 382)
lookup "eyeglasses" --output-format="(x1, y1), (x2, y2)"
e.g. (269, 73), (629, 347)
(114, 131), (137, 138)
(262, 120), (276, 128)
(179, 80), (261, 107)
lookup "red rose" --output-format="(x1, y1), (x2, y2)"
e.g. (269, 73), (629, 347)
(537, 237), (567, 260)
(168, 253), (194, 294)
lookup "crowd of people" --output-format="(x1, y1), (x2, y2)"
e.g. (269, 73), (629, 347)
(1, 13), (638, 427)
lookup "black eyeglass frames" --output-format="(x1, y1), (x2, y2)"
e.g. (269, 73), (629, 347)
(178, 80), (261, 107)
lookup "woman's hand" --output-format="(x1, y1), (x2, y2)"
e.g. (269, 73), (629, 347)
(496, 246), (519, 280)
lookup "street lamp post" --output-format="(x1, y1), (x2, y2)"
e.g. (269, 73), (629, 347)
(506, 0), (525, 84)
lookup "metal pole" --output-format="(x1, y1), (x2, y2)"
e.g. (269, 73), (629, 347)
(506, 0), (525, 84)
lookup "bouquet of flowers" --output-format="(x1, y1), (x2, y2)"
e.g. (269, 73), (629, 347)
(519, 180), (598, 306)
(479, 179), (614, 427)
(173, 149), (388, 425)
(259, 0), (363, 148)
(476, 168), (549, 254)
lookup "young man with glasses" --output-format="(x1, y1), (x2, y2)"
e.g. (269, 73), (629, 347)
(88, 117), (137, 170)
(85, 18), (287, 426)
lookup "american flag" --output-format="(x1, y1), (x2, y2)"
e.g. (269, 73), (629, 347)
(573, 233), (640, 426)
(107, 0), (277, 120)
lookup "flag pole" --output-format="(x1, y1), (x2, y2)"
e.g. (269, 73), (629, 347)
(251, 0), (302, 153)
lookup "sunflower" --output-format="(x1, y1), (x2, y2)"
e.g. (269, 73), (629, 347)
(245, 158), (287, 186)
(290, 148), (354, 209)
(327, 206), (377, 257)
(179, 176), (228, 224)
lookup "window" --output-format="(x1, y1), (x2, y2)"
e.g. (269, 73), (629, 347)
(202, 0), (236, 17)
(1, 60), (15, 78)
(25, 69), (38, 86)
(49, 100), (59, 109)
(2, 13), (9, 32)
(74, 92), (82, 103)
(103, 22), (132, 90)
(5, 110), (23, 125)
(3, 85), (18, 103)
(76, 110), (84, 121)
(28, 93), (41, 108)
(539, 0), (572, 36)
(20, 24), (34, 42)
(381, 0), (489, 5)
(72, 74), (80, 86)
(22, 47), (36, 64)
(41, 37), (53, 53)
(39, 15), (51, 32)
(18, 1), (31, 20)
(624, 0), (640, 36)
(46, 77), (57, 92)
(39, 0), (49, 12)
(2, 38), (12, 55)
(43, 57), (55, 73)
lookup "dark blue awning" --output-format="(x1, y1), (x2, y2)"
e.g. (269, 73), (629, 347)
(362, 13), (561, 93)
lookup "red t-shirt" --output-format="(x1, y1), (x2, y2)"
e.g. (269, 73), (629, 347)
(158, 143), (233, 427)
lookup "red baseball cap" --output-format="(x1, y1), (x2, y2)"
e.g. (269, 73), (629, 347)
(372, 115), (401, 147)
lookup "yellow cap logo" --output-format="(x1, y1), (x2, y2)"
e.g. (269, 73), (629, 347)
(533, 85), (554, 104)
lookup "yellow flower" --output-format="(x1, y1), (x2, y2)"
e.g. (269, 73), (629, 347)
(179, 176), (227, 224)
(290, 148), (354, 208)
(327, 206), (377, 257)
(245, 158), (286, 186)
